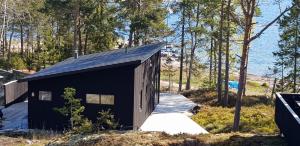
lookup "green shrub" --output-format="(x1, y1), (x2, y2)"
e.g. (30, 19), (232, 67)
(74, 119), (93, 134)
(95, 109), (118, 131)
(261, 82), (269, 87)
(11, 55), (26, 70)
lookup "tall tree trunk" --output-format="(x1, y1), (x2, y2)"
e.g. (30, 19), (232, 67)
(281, 51), (284, 92)
(186, 2), (200, 90)
(224, 0), (231, 106)
(178, 1), (185, 92)
(217, 0), (225, 103)
(185, 48), (189, 80)
(73, 0), (79, 57)
(186, 12), (193, 89)
(243, 54), (249, 96)
(8, 24), (15, 65)
(214, 39), (217, 85)
(293, 17), (298, 93)
(209, 26), (214, 87)
(84, 31), (88, 55)
(2, 33), (5, 58)
(20, 24), (24, 57)
(78, 19), (82, 55)
(233, 0), (255, 131)
(271, 78), (277, 98)
(26, 27), (30, 57)
(233, 21), (251, 131)
(243, 25), (253, 96)
(128, 26), (133, 47)
(232, 0), (294, 131)
(1, 0), (7, 58)
(37, 28), (43, 70)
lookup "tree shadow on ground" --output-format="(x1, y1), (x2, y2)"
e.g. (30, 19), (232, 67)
(182, 88), (274, 107)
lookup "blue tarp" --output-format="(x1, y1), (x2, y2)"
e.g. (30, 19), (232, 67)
(228, 81), (239, 89)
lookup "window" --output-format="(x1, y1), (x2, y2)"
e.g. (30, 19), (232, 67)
(39, 91), (52, 101)
(101, 95), (114, 105)
(86, 94), (100, 104)
(86, 94), (114, 105)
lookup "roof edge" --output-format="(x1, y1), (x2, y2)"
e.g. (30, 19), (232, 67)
(140, 42), (165, 63)
(19, 60), (141, 82)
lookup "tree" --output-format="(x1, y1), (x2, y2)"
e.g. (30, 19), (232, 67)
(233, 0), (296, 131)
(163, 56), (176, 92)
(223, 0), (232, 106)
(217, 0), (225, 103)
(0, 0), (7, 58)
(54, 87), (90, 131)
(273, 0), (300, 93)
(178, 0), (186, 92)
(185, 0), (202, 90)
(118, 0), (168, 47)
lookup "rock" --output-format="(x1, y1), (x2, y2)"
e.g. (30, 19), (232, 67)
(190, 105), (201, 114)
(26, 140), (32, 144)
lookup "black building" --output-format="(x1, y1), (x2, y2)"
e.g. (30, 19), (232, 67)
(20, 43), (164, 130)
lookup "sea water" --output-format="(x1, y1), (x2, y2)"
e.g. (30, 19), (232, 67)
(166, 0), (292, 76)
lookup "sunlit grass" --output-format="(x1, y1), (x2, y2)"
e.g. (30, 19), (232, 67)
(192, 105), (278, 134)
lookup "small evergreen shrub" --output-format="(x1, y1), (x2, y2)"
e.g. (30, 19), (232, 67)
(95, 109), (119, 131)
(261, 82), (269, 87)
(54, 87), (92, 133)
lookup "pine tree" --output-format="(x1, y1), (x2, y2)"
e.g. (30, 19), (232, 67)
(274, 0), (300, 92)
(54, 87), (88, 130)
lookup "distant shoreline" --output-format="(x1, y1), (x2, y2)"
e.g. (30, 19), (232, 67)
(233, 72), (274, 86)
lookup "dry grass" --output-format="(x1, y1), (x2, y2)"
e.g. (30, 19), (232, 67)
(0, 131), (285, 146)
(0, 135), (50, 146)
(0, 130), (61, 146)
(45, 131), (286, 146)
(0, 131), (286, 146)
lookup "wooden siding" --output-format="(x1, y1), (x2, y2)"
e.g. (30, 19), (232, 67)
(133, 51), (160, 130)
(4, 80), (28, 106)
(28, 65), (135, 130)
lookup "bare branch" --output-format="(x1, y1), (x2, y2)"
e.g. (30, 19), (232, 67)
(248, 3), (296, 43)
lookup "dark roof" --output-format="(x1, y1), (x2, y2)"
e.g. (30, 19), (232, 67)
(21, 42), (165, 81)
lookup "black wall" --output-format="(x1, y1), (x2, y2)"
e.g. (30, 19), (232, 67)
(133, 52), (160, 129)
(28, 65), (136, 130)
